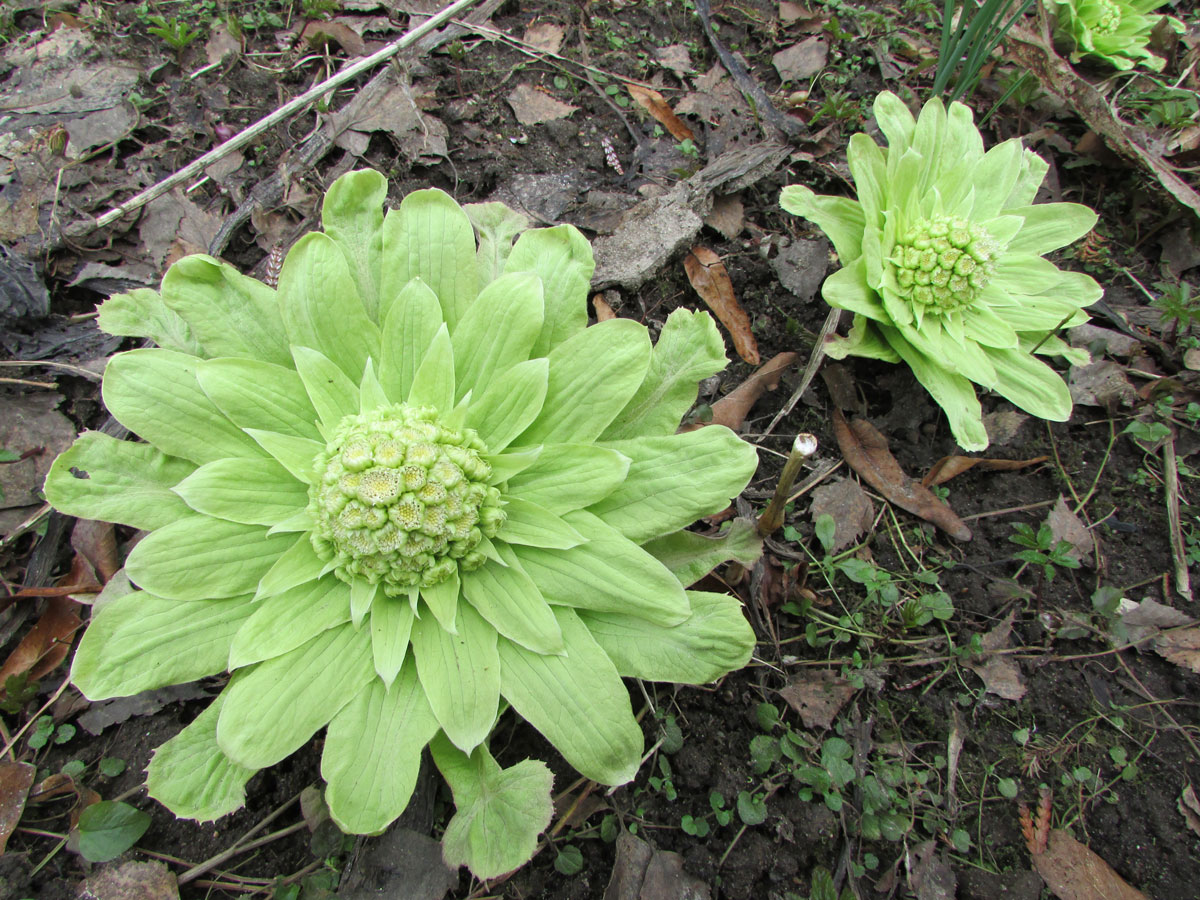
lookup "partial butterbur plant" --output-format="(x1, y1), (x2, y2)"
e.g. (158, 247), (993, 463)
(46, 171), (763, 879)
(782, 91), (1103, 451)
(1050, 0), (1185, 71)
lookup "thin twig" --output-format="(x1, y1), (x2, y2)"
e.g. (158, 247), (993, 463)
(766, 308), (842, 437)
(0, 359), (102, 381)
(1163, 434), (1193, 602)
(93, 0), (484, 229)
(177, 791), (303, 885)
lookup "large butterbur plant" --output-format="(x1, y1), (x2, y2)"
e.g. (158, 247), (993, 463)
(45, 171), (760, 878)
(782, 91), (1103, 451)
(1050, 0), (1185, 71)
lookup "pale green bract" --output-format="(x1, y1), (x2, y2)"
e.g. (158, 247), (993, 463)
(46, 170), (761, 880)
(781, 91), (1104, 451)
(1051, 0), (1185, 71)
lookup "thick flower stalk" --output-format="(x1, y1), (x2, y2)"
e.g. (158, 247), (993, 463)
(1051, 0), (1185, 70)
(46, 171), (760, 878)
(782, 91), (1104, 451)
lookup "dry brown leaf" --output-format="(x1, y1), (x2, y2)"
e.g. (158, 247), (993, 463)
(703, 352), (797, 431)
(653, 44), (695, 76)
(300, 20), (366, 56)
(809, 478), (874, 553)
(684, 246), (759, 365)
(1068, 360), (1137, 409)
(71, 518), (118, 583)
(922, 454), (1047, 487)
(965, 611), (1026, 700)
(625, 83), (694, 142)
(1154, 626), (1200, 674)
(1179, 785), (1200, 838)
(832, 411), (971, 541)
(79, 860), (180, 900)
(0, 761), (35, 854)
(779, 669), (856, 729)
(0, 594), (83, 692)
(1047, 495), (1094, 563)
(506, 84), (578, 126)
(591, 293), (617, 322)
(909, 840), (957, 900)
(704, 193), (744, 240)
(523, 21), (565, 54)
(606, 830), (711, 900)
(1033, 830), (1147, 900)
(772, 37), (828, 82)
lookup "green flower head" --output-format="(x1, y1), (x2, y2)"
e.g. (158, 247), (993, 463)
(46, 171), (760, 879)
(782, 91), (1104, 451)
(1051, 0), (1186, 71)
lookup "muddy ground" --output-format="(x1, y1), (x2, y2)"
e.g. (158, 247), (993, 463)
(1, 0), (1199, 898)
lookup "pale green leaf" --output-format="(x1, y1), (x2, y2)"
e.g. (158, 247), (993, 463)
(228, 575), (351, 668)
(641, 517), (763, 587)
(217, 623), (375, 768)
(97, 287), (203, 354)
(350, 579), (378, 628)
(146, 693), (254, 822)
(369, 593), (414, 688)
(72, 591), (256, 700)
(379, 278), (443, 403)
(45, 432), (195, 531)
(431, 734), (553, 880)
(503, 443), (629, 513)
(464, 359), (548, 452)
(602, 309), (728, 440)
(590, 427), (759, 542)
(407, 323), (454, 412)
(322, 661), (438, 834)
(126, 517), (295, 601)
(173, 457), (308, 526)
(460, 545), (563, 655)
(358, 358), (389, 412)
(780, 187), (865, 263)
(103, 348), (264, 465)
(451, 272), (543, 402)
(322, 169), (387, 320)
(197, 358), (322, 440)
(1005, 203), (1098, 256)
(498, 606), (642, 785)
(583, 590), (754, 683)
(504, 224), (594, 356)
(496, 497), (585, 549)
(278, 231), (381, 380)
(410, 601), (498, 753)
(512, 510), (689, 625)
(254, 533), (327, 599)
(420, 566), (461, 633)
(380, 189), (478, 332)
(292, 345), (360, 433)
(986, 345), (1074, 421)
(513, 319), (651, 446)
(822, 258), (889, 321)
(244, 429), (324, 484)
(483, 446), (541, 483)
(465, 201), (530, 285)
(161, 254), (290, 366)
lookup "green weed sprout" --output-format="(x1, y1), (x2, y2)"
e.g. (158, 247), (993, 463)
(782, 91), (1102, 450)
(46, 171), (760, 879)
(1050, 0), (1185, 71)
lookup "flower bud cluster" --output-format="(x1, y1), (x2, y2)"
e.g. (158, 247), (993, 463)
(1091, 0), (1121, 33)
(892, 215), (999, 313)
(308, 405), (504, 592)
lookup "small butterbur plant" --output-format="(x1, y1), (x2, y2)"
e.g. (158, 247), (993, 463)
(1050, 0), (1185, 71)
(782, 92), (1103, 450)
(46, 171), (760, 879)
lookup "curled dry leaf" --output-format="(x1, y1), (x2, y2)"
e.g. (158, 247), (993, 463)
(922, 454), (1048, 487)
(702, 352), (797, 431)
(506, 84), (578, 126)
(832, 411), (971, 541)
(0, 595), (83, 692)
(1154, 626), (1200, 675)
(625, 84), (694, 142)
(1033, 830), (1148, 900)
(0, 761), (35, 854)
(809, 478), (874, 553)
(300, 20), (366, 56)
(964, 611), (1026, 701)
(684, 246), (759, 365)
(1179, 785), (1200, 838)
(590, 293), (617, 322)
(1046, 495), (1095, 564)
(779, 669), (856, 730)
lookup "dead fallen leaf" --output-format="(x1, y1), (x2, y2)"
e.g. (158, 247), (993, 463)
(1033, 830), (1147, 900)
(832, 411), (971, 541)
(506, 84), (578, 126)
(0, 762), (36, 854)
(965, 611), (1026, 700)
(983, 410), (1029, 446)
(922, 454), (1048, 487)
(1119, 597), (1195, 646)
(654, 44), (694, 76)
(684, 246), (759, 365)
(77, 683), (212, 736)
(704, 193), (744, 240)
(205, 19), (242, 64)
(1046, 496), (1094, 564)
(0, 595), (83, 691)
(779, 669), (857, 730)
(1179, 785), (1200, 838)
(809, 478), (874, 553)
(0, 392), (77, 513)
(605, 830), (711, 900)
(772, 37), (828, 82)
(72, 518), (119, 583)
(625, 83), (694, 142)
(79, 860), (180, 900)
(1154, 626), (1200, 674)
(910, 840), (957, 900)
(139, 190), (224, 270)
(591, 293), (617, 321)
(1067, 323), (1142, 359)
(301, 20), (367, 55)
(523, 21), (565, 54)
(1068, 360), (1136, 409)
(703, 352), (797, 431)
(328, 70), (447, 164)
